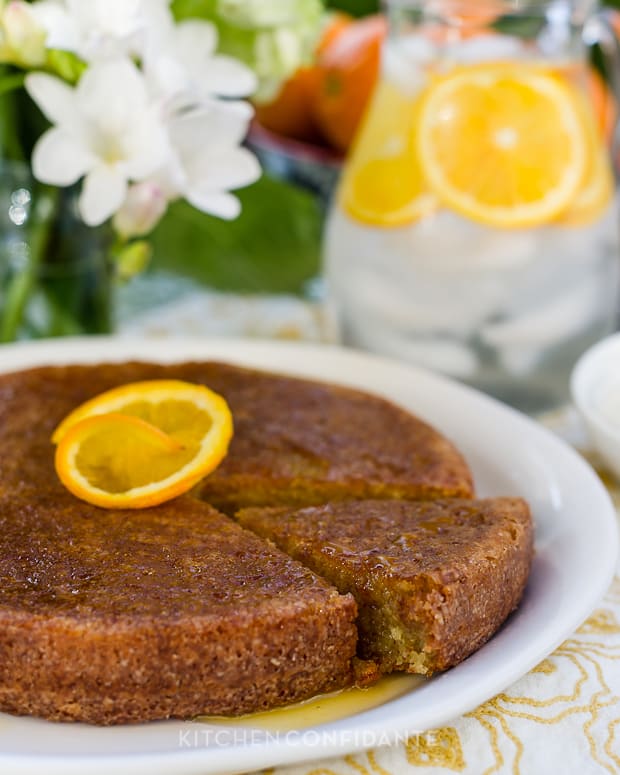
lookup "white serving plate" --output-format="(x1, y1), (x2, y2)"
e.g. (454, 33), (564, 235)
(0, 336), (616, 775)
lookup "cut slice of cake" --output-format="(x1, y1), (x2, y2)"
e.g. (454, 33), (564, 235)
(237, 498), (533, 675)
(0, 493), (358, 724)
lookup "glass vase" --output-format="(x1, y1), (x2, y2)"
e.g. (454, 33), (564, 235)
(0, 162), (113, 342)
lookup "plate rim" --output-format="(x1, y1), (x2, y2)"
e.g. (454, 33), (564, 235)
(0, 335), (617, 775)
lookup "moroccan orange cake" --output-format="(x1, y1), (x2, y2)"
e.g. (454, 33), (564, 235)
(0, 359), (531, 725)
(237, 498), (533, 675)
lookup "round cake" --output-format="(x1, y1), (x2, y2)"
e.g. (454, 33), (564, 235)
(0, 359), (527, 726)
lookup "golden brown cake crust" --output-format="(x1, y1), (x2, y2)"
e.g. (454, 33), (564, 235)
(237, 498), (533, 675)
(0, 493), (357, 724)
(0, 361), (474, 508)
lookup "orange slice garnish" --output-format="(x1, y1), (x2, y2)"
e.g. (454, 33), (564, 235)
(52, 380), (233, 509)
(416, 63), (591, 228)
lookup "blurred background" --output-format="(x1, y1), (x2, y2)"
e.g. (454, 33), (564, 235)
(2, 0), (620, 410)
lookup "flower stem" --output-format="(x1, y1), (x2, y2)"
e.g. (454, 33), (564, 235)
(0, 69), (25, 162)
(0, 185), (59, 342)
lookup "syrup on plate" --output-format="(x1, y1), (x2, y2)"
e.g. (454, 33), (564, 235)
(200, 674), (424, 731)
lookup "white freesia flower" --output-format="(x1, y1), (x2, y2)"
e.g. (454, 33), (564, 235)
(67, 0), (173, 60)
(29, 0), (78, 52)
(0, 0), (47, 66)
(113, 100), (261, 231)
(26, 58), (169, 226)
(154, 100), (261, 220)
(31, 0), (172, 61)
(68, 0), (144, 47)
(113, 181), (168, 239)
(146, 19), (257, 102)
(23, 0), (261, 235)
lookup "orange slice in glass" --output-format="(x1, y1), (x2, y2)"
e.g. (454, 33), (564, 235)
(52, 380), (233, 509)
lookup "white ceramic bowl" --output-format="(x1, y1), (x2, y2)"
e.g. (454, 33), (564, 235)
(571, 331), (620, 479)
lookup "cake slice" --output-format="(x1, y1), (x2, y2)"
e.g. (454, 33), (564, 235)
(237, 498), (533, 675)
(0, 493), (358, 724)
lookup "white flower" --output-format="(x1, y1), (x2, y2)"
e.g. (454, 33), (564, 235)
(25, 1), (262, 233)
(31, 0), (172, 61)
(29, 0), (78, 52)
(113, 181), (167, 239)
(145, 19), (257, 102)
(0, 1), (47, 67)
(26, 58), (169, 226)
(67, 0), (145, 46)
(113, 99), (262, 234)
(154, 100), (261, 220)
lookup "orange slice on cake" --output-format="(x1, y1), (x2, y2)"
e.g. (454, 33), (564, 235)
(52, 380), (233, 509)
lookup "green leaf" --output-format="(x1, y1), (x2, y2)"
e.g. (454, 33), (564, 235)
(149, 175), (322, 294)
(0, 85), (24, 160)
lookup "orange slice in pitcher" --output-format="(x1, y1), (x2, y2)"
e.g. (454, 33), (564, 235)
(340, 155), (438, 226)
(417, 63), (590, 228)
(554, 79), (615, 226)
(340, 80), (437, 226)
(557, 145), (614, 226)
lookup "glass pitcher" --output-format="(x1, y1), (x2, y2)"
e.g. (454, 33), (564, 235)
(324, 0), (620, 412)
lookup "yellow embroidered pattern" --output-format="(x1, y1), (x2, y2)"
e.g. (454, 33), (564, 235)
(405, 728), (465, 770)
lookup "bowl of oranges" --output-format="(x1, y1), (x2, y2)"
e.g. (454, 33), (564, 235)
(248, 13), (387, 206)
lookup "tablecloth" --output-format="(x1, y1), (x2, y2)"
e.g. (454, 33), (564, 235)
(120, 285), (620, 775)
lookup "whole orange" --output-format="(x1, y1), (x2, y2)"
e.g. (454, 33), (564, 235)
(254, 67), (322, 143)
(312, 14), (387, 153)
(253, 12), (353, 144)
